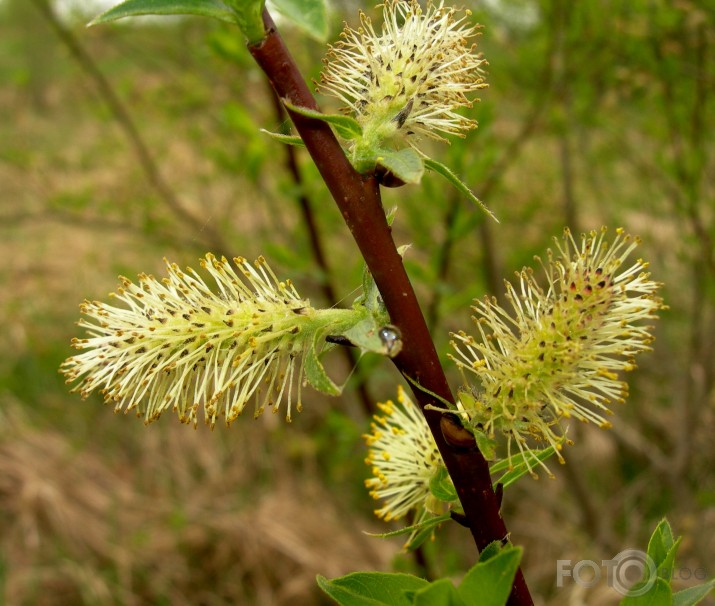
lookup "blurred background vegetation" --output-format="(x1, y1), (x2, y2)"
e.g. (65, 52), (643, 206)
(0, 0), (713, 604)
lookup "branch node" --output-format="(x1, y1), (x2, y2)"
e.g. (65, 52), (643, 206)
(450, 511), (470, 528)
(440, 413), (477, 451)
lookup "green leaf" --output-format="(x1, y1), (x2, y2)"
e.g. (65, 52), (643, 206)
(490, 446), (559, 488)
(342, 320), (402, 358)
(673, 580), (715, 606)
(374, 148), (424, 185)
(619, 578), (672, 606)
(304, 333), (342, 396)
(647, 519), (681, 581)
(647, 519), (675, 566)
(474, 431), (497, 461)
(317, 572), (429, 606)
(413, 579), (465, 606)
(429, 466), (458, 502)
(89, 0), (238, 26)
(283, 100), (363, 140)
(478, 541), (505, 563)
(402, 518), (444, 551)
(456, 391), (495, 460)
(260, 129), (305, 147)
(423, 157), (497, 222)
(458, 545), (522, 606)
(271, 0), (329, 41)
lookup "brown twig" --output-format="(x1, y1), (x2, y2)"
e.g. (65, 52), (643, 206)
(248, 11), (533, 605)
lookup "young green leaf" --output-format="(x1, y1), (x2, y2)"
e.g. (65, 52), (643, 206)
(401, 518), (446, 551)
(363, 514), (452, 541)
(457, 545), (522, 606)
(646, 519), (681, 581)
(474, 430), (497, 461)
(620, 519), (714, 606)
(304, 332), (342, 396)
(429, 466), (457, 502)
(412, 578), (466, 606)
(88, 0), (238, 26)
(317, 572), (429, 606)
(489, 445), (559, 488)
(374, 148), (424, 185)
(672, 580), (715, 606)
(619, 578), (672, 606)
(363, 513), (451, 551)
(424, 157), (497, 222)
(260, 129), (305, 147)
(282, 99), (363, 140)
(271, 0), (329, 41)
(341, 319), (403, 358)
(477, 540), (506, 563)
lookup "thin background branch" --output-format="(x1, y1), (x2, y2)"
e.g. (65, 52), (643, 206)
(31, 0), (231, 258)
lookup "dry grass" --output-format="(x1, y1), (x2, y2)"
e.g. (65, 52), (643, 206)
(0, 393), (396, 606)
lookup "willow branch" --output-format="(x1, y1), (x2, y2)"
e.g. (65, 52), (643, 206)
(248, 11), (532, 606)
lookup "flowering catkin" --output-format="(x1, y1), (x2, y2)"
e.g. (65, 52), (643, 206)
(319, 0), (487, 152)
(62, 254), (388, 427)
(364, 386), (446, 521)
(449, 228), (663, 471)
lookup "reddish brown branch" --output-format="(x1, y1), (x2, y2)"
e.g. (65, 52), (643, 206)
(248, 11), (532, 606)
